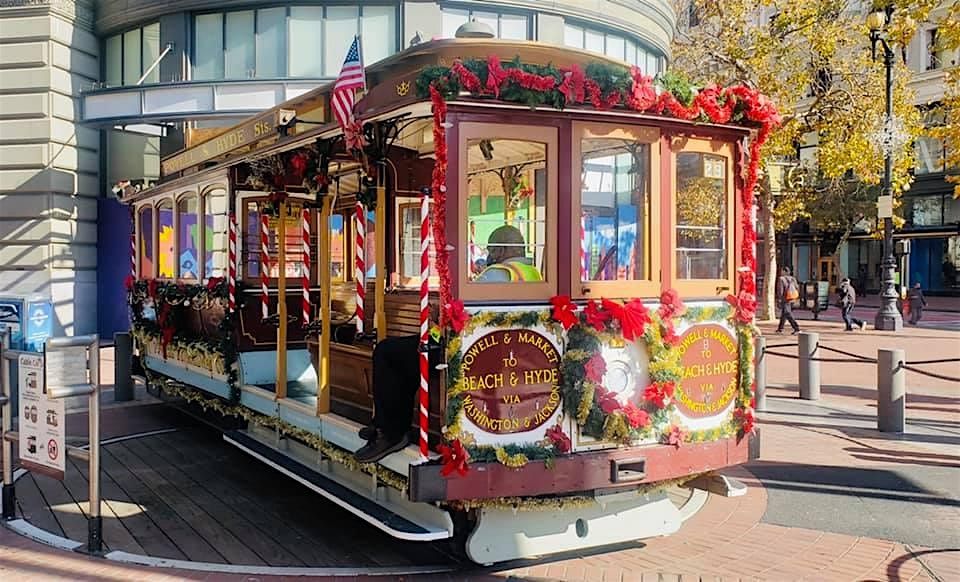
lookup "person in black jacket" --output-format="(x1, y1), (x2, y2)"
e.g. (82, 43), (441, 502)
(838, 278), (866, 331)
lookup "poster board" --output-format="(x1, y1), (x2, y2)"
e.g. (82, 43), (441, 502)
(17, 354), (65, 480)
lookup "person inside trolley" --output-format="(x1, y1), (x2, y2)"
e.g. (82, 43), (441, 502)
(476, 225), (542, 282)
(354, 226), (541, 463)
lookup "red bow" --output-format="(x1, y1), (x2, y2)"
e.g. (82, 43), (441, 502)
(438, 440), (470, 478)
(344, 120), (367, 152)
(584, 300), (610, 331)
(206, 277), (223, 291)
(123, 274), (135, 292)
(621, 299), (652, 342)
(545, 425), (571, 454)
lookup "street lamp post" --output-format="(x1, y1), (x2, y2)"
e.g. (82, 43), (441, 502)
(867, 6), (903, 332)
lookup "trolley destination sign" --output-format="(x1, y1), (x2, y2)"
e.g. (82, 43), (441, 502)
(674, 324), (739, 418)
(161, 109), (291, 175)
(460, 329), (561, 435)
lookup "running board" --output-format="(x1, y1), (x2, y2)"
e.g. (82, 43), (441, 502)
(223, 429), (453, 542)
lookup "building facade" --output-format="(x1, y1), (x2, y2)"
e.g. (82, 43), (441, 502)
(0, 0), (677, 338)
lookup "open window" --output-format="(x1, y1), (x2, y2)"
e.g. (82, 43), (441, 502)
(458, 123), (557, 301)
(571, 122), (660, 298)
(670, 139), (735, 297)
(242, 198), (310, 281)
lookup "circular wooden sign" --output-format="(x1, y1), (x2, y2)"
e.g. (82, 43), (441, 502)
(460, 328), (561, 435)
(675, 323), (739, 418)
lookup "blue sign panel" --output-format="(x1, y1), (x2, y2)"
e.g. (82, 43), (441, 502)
(24, 300), (52, 353)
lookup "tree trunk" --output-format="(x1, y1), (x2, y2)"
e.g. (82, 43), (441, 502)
(829, 226), (855, 289)
(760, 191), (777, 321)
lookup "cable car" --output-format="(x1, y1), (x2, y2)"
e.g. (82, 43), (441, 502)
(123, 36), (775, 564)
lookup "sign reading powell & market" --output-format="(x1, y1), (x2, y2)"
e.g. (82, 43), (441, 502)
(674, 323), (739, 419)
(459, 328), (562, 439)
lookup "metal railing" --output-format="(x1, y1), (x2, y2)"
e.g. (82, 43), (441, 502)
(754, 331), (959, 432)
(0, 329), (103, 553)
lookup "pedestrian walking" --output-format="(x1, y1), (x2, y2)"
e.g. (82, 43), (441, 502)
(907, 282), (927, 325)
(775, 266), (800, 335)
(838, 277), (866, 332)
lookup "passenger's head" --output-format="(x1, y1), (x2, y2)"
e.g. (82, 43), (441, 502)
(486, 225), (526, 265)
(781, 266), (792, 275)
(914, 282), (921, 288)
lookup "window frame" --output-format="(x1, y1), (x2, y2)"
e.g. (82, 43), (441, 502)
(103, 21), (161, 86)
(458, 122), (558, 302)
(669, 138), (736, 298)
(175, 191), (201, 281)
(135, 202), (156, 279)
(440, 2), (533, 40)
(570, 121), (661, 299)
(238, 192), (315, 284)
(394, 196), (439, 289)
(562, 18), (663, 73)
(200, 183), (229, 282)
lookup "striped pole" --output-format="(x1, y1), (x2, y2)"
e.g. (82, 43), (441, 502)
(130, 231), (137, 279)
(228, 213), (237, 312)
(354, 201), (365, 334)
(301, 207), (311, 326)
(580, 214), (588, 281)
(260, 211), (270, 320)
(418, 195), (431, 460)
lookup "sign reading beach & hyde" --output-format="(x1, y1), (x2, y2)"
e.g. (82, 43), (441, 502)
(459, 328), (562, 437)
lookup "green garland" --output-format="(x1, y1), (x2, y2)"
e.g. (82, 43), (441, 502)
(129, 278), (241, 402)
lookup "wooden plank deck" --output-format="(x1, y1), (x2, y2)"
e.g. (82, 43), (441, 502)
(12, 416), (697, 568)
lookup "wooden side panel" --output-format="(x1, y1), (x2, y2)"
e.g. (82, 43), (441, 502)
(328, 344), (375, 424)
(409, 433), (755, 503)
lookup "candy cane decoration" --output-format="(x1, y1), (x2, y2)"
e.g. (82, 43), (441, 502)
(260, 212), (270, 320)
(130, 230), (137, 279)
(354, 201), (365, 334)
(228, 213), (237, 312)
(418, 195), (431, 460)
(301, 207), (311, 326)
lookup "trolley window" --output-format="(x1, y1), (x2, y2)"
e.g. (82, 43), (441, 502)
(671, 139), (735, 296)
(242, 199), (309, 281)
(458, 123), (558, 301)
(177, 194), (200, 280)
(203, 187), (228, 279)
(396, 199), (437, 287)
(330, 214), (346, 282)
(158, 199), (174, 279)
(572, 123), (660, 298)
(137, 205), (154, 278)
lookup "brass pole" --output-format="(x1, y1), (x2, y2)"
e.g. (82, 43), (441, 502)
(317, 196), (332, 414)
(276, 200), (288, 398)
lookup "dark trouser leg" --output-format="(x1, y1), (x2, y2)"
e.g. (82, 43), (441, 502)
(371, 335), (420, 440)
(781, 303), (799, 332)
(842, 306), (853, 330)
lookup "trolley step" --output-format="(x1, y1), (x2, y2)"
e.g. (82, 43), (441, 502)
(223, 429), (453, 542)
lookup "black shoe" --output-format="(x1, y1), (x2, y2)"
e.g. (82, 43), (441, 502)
(358, 425), (377, 441)
(791, 330), (799, 335)
(775, 329), (783, 334)
(354, 434), (409, 464)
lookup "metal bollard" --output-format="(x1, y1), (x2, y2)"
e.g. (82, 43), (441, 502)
(877, 348), (906, 432)
(114, 332), (133, 402)
(88, 337), (102, 553)
(0, 329), (14, 520)
(755, 335), (767, 411)
(798, 331), (820, 400)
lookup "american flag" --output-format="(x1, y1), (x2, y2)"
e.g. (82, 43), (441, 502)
(332, 36), (365, 130)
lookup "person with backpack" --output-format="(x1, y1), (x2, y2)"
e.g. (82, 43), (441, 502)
(907, 282), (928, 325)
(838, 277), (867, 332)
(775, 266), (800, 335)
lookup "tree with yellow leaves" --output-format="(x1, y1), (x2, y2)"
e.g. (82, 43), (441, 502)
(925, 2), (960, 197)
(671, 0), (924, 318)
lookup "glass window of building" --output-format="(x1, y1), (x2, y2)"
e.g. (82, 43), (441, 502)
(441, 5), (530, 40)
(325, 6), (360, 76)
(225, 11), (255, 79)
(906, 195), (944, 227)
(256, 7), (286, 78)
(195, 6), (397, 80)
(177, 195), (200, 280)
(676, 152), (728, 281)
(563, 21), (663, 74)
(289, 7), (323, 77)
(104, 22), (161, 86)
(158, 200), (175, 278)
(204, 188), (228, 278)
(195, 13), (225, 80)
